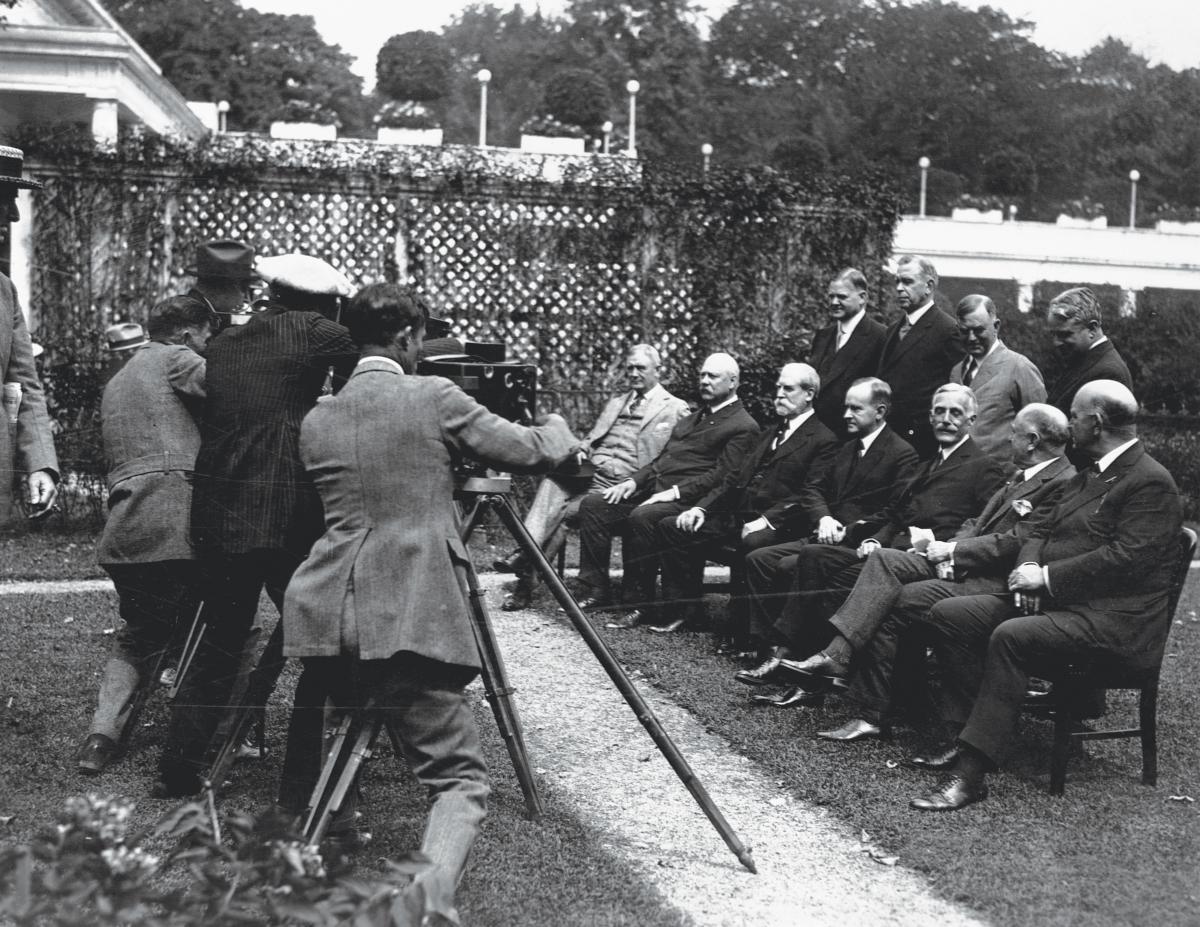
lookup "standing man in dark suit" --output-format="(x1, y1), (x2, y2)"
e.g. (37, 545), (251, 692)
(179, 239), (260, 331)
(877, 255), (961, 458)
(812, 404), (1073, 737)
(495, 343), (688, 610)
(76, 297), (213, 774)
(949, 295), (1045, 457)
(576, 352), (758, 626)
(653, 363), (838, 635)
(910, 380), (1181, 810)
(1043, 287), (1133, 413)
(809, 268), (887, 437)
(0, 146), (58, 524)
(155, 254), (360, 797)
(738, 384), (1005, 689)
(279, 283), (574, 907)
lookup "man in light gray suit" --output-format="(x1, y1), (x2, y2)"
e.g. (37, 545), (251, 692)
(495, 343), (688, 610)
(278, 283), (575, 908)
(76, 296), (214, 775)
(949, 295), (1045, 458)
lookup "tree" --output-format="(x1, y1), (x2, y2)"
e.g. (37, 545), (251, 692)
(376, 31), (453, 103)
(108, 0), (367, 135)
(542, 67), (611, 131)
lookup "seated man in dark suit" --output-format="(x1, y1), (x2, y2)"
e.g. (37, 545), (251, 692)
(876, 255), (962, 458)
(741, 377), (921, 666)
(650, 363), (838, 635)
(576, 352), (759, 625)
(1044, 287), (1133, 415)
(810, 268), (887, 437)
(738, 384), (1006, 693)
(495, 344), (688, 610)
(808, 404), (1073, 736)
(909, 380), (1181, 811)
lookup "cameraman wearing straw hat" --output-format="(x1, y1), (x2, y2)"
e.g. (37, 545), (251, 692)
(0, 145), (58, 521)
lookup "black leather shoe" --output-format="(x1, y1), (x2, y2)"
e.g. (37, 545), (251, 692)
(605, 610), (644, 630)
(780, 653), (850, 689)
(910, 776), (988, 811)
(492, 550), (527, 573)
(500, 588), (532, 611)
(909, 745), (960, 771)
(576, 593), (614, 611)
(647, 618), (687, 634)
(751, 686), (825, 708)
(76, 733), (119, 775)
(816, 718), (889, 742)
(735, 656), (786, 686)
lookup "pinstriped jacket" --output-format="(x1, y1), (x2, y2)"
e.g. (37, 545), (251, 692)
(190, 304), (358, 558)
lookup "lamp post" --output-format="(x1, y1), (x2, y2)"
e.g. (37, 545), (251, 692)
(1128, 168), (1140, 229)
(625, 79), (640, 157)
(476, 69), (491, 148)
(217, 100), (230, 134)
(601, 120), (613, 155)
(1008, 204), (1018, 223)
(918, 155), (931, 217)
(701, 142), (713, 174)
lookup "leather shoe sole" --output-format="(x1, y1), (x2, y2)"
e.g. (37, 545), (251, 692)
(76, 733), (120, 775)
(909, 745), (960, 771)
(735, 657), (786, 687)
(576, 594), (614, 611)
(647, 618), (687, 634)
(751, 686), (825, 708)
(910, 776), (988, 811)
(816, 719), (889, 742)
(781, 654), (850, 689)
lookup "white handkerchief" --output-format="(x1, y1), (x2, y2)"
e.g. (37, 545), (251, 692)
(909, 527), (936, 553)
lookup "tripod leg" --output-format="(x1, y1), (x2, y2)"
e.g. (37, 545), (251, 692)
(306, 716), (383, 846)
(491, 493), (757, 874)
(303, 712), (354, 837)
(206, 618), (287, 794)
(168, 603), (206, 701)
(450, 541), (543, 819)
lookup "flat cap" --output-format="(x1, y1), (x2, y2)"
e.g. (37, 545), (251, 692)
(256, 254), (352, 296)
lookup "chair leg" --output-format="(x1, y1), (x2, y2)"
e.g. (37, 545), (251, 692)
(1139, 683), (1158, 786)
(1050, 703), (1072, 796)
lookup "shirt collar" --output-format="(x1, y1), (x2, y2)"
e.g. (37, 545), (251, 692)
(1088, 335), (1110, 350)
(1096, 438), (1138, 473)
(906, 302), (933, 326)
(838, 310), (865, 337)
(939, 434), (971, 461)
(356, 355), (405, 374)
(781, 408), (814, 437)
(709, 395), (738, 414)
(858, 423), (885, 453)
(1023, 456), (1060, 481)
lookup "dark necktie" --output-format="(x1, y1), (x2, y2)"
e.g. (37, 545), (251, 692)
(961, 357), (976, 386)
(771, 423), (788, 451)
(628, 394), (646, 417)
(898, 316), (913, 341)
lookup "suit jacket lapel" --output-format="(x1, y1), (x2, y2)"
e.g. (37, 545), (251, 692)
(1053, 445), (1141, 520)
(884, 306), (936, 365)
(637, 389), (669, 432)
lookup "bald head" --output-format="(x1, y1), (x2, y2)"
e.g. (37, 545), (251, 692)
(774, 362), (819, 420)
(1010, 403), (1069, 468)
(1069, 379), (1138, 459)
(699, 352), (740, 406)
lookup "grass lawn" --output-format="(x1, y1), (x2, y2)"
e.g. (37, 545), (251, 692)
(0, 524), (685, 927)
(582, 579), (1200, 927)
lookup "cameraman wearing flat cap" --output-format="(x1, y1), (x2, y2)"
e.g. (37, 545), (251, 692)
(276, 282), (574, 906)
(156, 253), (359, 797)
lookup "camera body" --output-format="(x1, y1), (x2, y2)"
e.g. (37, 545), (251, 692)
(418, 341), (537, 426)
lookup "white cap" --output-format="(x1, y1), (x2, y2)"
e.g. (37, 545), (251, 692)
(256, 254), (353, 297)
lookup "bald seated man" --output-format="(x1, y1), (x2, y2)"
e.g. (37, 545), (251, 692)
(575, 352), (759, 623)
(911, 380), (1182, 811)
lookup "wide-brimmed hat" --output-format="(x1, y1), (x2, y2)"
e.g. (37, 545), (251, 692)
(185, 239), (258, 282)
(256, 253), (353, 296)
(105, 322), (148, 352)
(0, 146), (44, 190)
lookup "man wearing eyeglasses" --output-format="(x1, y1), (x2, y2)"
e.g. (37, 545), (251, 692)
(949, 295), (1045, 458)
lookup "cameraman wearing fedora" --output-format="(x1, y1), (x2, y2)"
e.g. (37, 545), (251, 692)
(156, 254), (359, 797)
(0, 145), (59, 522)
(277, 282), (575, 909)
(181, 239), (260, 329)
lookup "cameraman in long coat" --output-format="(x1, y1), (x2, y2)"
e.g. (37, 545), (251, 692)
(277, 283), (575, 906)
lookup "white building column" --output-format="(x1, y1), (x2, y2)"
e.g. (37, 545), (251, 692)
(10, 189), (35, 329)
(91, 99), (119, 147)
